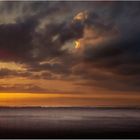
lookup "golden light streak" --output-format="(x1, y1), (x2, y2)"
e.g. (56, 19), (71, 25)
(75, 41), (80, 49)
(0, 93), (74, 99)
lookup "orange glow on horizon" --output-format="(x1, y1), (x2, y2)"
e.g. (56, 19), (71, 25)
(0, 92), (140, 107)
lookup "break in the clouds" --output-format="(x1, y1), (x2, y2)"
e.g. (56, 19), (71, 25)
(0, 1), (140, 93)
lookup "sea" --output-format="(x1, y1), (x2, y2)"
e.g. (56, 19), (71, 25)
(0, 107), (140, 138)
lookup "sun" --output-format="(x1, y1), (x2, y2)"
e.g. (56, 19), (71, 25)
(74, 11), (88, 22)
(75, 41), (80, 49)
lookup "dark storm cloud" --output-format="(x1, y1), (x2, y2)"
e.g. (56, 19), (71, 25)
(0, 1), (79, 62)
(83, 33), (140, 70)
(77, 30), (140, 90)
(0, 16), (38, 62)
(0, 1), (140, 92)
(76, 41), (140, 91)
(72, 2), (140, 91)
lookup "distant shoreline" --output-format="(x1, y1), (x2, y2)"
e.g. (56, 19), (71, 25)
(0, 106), (140, 109)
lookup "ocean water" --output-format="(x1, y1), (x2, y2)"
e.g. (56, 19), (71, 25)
(0, 107), (140, 138)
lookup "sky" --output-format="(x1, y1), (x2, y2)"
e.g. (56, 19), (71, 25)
(0, 1), (140, 107)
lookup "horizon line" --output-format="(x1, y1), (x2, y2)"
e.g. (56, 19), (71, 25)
(0, 106), (140, 109)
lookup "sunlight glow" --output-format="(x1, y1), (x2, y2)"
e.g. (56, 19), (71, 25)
(75, 41), (80, 49)
(74, 11), (88, 21)
(0, 62), (26, 71)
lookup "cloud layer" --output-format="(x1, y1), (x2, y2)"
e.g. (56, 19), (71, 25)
(0, 1), (140, 93)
